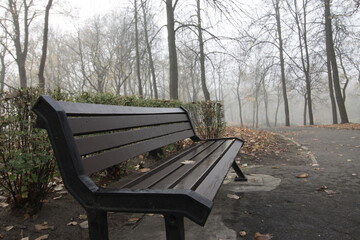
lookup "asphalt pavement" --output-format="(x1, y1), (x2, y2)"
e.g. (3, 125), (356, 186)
(112, 126), (360, 240)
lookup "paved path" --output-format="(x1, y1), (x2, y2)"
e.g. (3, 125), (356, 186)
(113, 126), (360, 239)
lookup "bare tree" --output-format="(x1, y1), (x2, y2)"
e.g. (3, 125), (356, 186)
(141, 0), (158, 99)
(134, 0), (143, 97)
(165, 0), (179, 99)
(196, 0), (210, 101)
(273, 0), (290, 126)
(324, 0), (349, 123)
(0, 0), (36, 89)
(38, 0), (53, 92)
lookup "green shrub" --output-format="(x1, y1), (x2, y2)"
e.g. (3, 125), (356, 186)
(0, 89), (56, 214)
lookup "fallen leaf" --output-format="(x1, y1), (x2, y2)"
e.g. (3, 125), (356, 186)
(296, 173), (309, 178)
(271, 166), (279, 169)
(67, 221), (78, 226)
(35, 224), (51, 231)
(53, 184), (64, 192)
(21, 238), (29, 240)
(5, 226), (14, 232)
(140, 168), (150, 173)
(24, 214), (31, 220)
(317, 185), (328, 191)
(314, 168), (320, 170)
(146, 213), (154, 216)
(79, 221), (88, 229)
(79, 214), (87, 220)
(352, 173), (357, 176)
(254, 232), (273, 240)
(127, 217), (140, 223)
(181, 160), (195, 165)
(347, 159), (352, 162)
(324, 190), (336, 195)
(239, 231), (246, 237)
(53, 195), (63, 200)
(35, 235), (49, 240)
(227, 193), (240, 200)
(0, 202), (9, 208)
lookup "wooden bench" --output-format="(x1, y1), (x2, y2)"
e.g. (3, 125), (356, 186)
(32, 95), (247, 240)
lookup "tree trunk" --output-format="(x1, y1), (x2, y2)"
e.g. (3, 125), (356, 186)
(236, 68), (244, 126)
(0, 50), (6, 92)
(197, 0), (210, 101)
(303, 94), (307, 125)
(337, 50), (350, 103)
(166, 0), (179, 99)
(8, 0), (31, 89)
(274, 0), (290, 126)
(38, 0), (53, 92)
(324, 0), (349, 123)
(134, 0), (143, 97)
(326, 51), (338, 124)
(141, 0), (158, 99)
(294, 0), (313, 125)
(262, 78), (270, 127)
(274, 87), (281, 127)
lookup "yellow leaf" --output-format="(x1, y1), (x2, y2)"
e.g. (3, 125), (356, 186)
(254, 232), (273, 240)
(295, 173), (308, 178)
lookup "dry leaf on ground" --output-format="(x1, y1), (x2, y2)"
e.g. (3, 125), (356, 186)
(35, 234), (49, 240)
(35, 223), (53, 231)
(254, 232), (273, 240)
(227, 194), (240, 200)
(140, 168), (150, 173)
(67, 221), (78, 226)
(79, 214), (87, 220)
(0, 202), (8, 208)
(317, 185), (328, 191)
(296, 173), (309, 178)
(5, 226), (14, 232)
(324, 190), (336, 195)
(79, 221), (88, 229)
(239, 231), (246, 237)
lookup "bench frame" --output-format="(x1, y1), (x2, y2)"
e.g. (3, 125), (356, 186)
(33, 96), (246, 240)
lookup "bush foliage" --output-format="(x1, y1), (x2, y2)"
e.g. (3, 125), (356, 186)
(0, 89), (225, 213)
(0, 89), (56, 214)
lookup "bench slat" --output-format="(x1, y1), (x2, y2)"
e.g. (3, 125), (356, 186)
(127, 141), (215, 189)
(195, 140), (243, 200)
(174, 140), (234, 190)
(82, 130), (194, 174)
(57, 101), (184, 115)
(150, 141), (226, 189)
(69, 114), (189, 135)
(76, 122), (192, 155)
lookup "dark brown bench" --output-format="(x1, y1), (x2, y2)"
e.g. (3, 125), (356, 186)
(32, 95), (246, 240)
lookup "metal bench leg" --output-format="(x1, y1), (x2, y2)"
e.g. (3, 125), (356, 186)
(232, 162), (247, 182)
(87, 209), (109, 240)
(164, 214), (185, 240)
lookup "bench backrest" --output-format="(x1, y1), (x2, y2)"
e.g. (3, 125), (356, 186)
(33, 95), (199, 173)
(32, 96), (199, 205)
